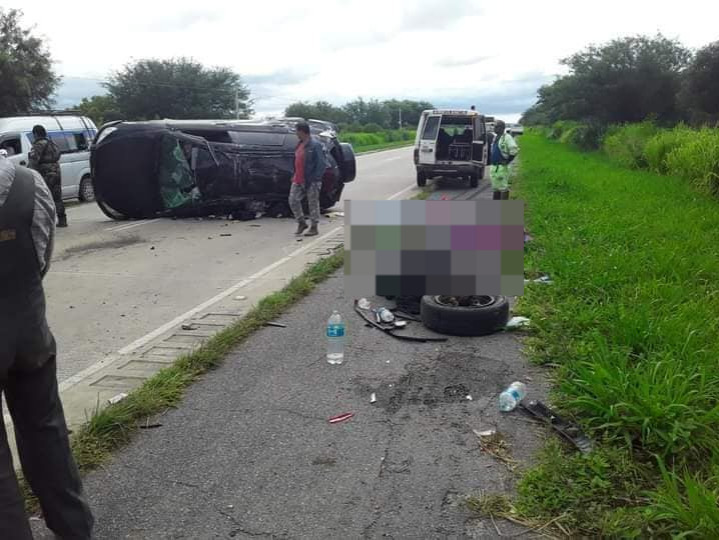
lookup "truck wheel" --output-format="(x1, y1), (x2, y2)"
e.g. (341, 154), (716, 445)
(417, 171), (427, 187)
(420, 295), (510, 336)
(96, 198), (130, 221)
(470, 174), (479, 188)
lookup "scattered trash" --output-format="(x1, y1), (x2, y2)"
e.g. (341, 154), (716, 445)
(386, 360), (390, 364)
(150, 246), (155, 250)
(394, 320), (407, 328)
(69, 305), (75, 309)
(296, 238), (303, 242)
(207, 237), (213, 240)
(354, 300), (447, 343)
(264, 322), (287, 328)
(370, 393), (377, 404)
(329, 412), (354, 424)
(139, 422), (162, 429)
(466, 395), (473, 401)
(473, 429), (517, 471)
(227, 504), (234, 510)
(499, 381), (527, 412)
(181, 323), (198, 331)
(520, 400), (594, 454)
(234, 296), (247, 301)
(377, 307), (395, 323)
(357, 298), (371, 310)
(505, 316), (530, 330)
(250, 224), (261, 227)
(108, 393), (128, 405)
(220, 233), (232, 237)
(330, 211), (345, 217)
(440, 195), (449, 200)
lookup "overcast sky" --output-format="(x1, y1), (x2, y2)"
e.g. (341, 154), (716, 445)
(10, 0), (719, 123)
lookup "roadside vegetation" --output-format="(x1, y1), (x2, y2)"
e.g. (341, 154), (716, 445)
(340, 128), (415, 153)
(468, 132), (719, 536)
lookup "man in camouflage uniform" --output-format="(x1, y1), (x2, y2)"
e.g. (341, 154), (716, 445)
(28, 125), (67, 227)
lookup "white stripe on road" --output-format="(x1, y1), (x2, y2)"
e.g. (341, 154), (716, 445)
(104, 219), (159, 232)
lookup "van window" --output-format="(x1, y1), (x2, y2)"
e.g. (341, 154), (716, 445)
(0, 136), (21, 156)
(74, 132), (90, 151)
(421, 116), (440, 141)
(48, 132), (72, 153)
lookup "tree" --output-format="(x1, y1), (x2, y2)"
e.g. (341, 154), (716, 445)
(105, 58), (252, 120)
(284, 101), (348, 124)
(0, 8), (60, 116)
(72, 94), (121, 126)
(679, 41), (719, 125)
(523, 34), (691, 125)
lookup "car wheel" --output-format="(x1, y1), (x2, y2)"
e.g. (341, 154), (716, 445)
(470, 174), (479, 188)
(79, 175), (95, 202)
(96, 198), (130, 221)
(417, 171), (427, 187)
(420, 295), (510, 336)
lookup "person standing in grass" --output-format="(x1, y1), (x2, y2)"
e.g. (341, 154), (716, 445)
(490, 120), (519, 200)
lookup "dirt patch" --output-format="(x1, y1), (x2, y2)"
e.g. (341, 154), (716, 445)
(355, 351), (513, 415)
(55, 235), (144, 261)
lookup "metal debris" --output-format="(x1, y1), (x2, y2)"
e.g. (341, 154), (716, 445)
(181, 323), (198, 331)
(264, 322), (287, 328)
(329, 412), (354, 424)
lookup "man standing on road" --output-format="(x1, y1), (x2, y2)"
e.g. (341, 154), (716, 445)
(288, 121), (327, 237)
(490, 120), (519, 200)
(28, 125), (67, 228)
(0, 158), (94, 539)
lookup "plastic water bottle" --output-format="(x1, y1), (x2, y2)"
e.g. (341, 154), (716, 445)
(326, 311), (345, 364)
(499, 382), (527, 412)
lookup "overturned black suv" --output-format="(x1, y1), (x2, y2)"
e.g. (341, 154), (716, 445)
(90, 118), (356, 220)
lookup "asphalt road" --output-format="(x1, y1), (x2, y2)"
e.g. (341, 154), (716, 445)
(45, 147), (417, 383)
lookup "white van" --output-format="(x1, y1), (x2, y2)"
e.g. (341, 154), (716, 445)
(413, 109), (489, 188)
(0, 114), (98, 201)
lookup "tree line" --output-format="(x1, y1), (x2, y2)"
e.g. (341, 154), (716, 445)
(521, 34), (719, 127)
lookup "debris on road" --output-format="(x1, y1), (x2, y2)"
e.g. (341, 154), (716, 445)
(370, 393), (377, 404)
(394, 320), (407, 328)
(328, 412), (354, 424)
(466, 395), (473, 401)
(181, 323), (198, 331)
(524, 275), (553, 285)
(139, 422), (163, 429)
(505, 316), (530, 330)
(354, 300), (448, 343)
(234, 296), (247, 301)
(473, 429), (517, 471)
(220, 233), (232, 237)
(520, 400), (594, 454)
(357, 298), (371, 310)
(264, 322), (287, 328)
(108, 393), (128, 405)
(250, 224), (261, 227)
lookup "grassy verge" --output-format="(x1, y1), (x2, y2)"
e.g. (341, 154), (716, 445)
(23, 251), (344, 512)
(467, 133), (719, 536)
(353, 140), (414, 154)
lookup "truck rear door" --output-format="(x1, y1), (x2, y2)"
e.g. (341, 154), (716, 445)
(472, 115), (487, 165)
(418, 114), (441, 165)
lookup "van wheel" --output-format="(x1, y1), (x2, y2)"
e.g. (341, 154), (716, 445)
(470, 174), (479, 188)
(417, 171), (427, 187)
(79, 175), (95, 202)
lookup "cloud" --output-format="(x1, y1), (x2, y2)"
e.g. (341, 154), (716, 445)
(399, 0), (482, 31)
(244, 70), (318, 87)
(436, 55), (494, 68)
(128, 9), (223, 32)
(53, 78), (107, 108)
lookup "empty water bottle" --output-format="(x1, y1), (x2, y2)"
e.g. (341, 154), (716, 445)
(326, 310), (345, 365)
(499, 382), (527, 412)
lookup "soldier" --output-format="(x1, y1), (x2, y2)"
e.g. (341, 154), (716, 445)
(0, 158), (94, 538)
(28, 125), (67, 228)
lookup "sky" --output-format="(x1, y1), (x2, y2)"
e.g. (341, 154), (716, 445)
(9, 0), (719, 123)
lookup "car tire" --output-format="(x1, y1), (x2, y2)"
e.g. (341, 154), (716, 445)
(79, 175), (95, 202)
(420, 295), (510, 337)
(417, 171), (427, 187)
(469, 174), (479, 188)
(96, 197), (130, 221)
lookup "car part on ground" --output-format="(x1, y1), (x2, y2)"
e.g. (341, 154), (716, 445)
(520, 400), (594, 454)
(90, 118), (356, 220)
(419, 295), (510, 337)
(354, 300), (448, 343)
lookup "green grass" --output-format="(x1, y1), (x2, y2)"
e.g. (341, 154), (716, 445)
(467, 133), (719, 536)
(341, 129), (415, 153)
(353, 139), (414, 153)
(22, 250), (344, 512)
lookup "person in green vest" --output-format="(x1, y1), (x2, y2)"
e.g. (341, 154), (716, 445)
(490, 120), (519, 200)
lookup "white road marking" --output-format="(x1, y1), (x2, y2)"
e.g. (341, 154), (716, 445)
(104, 219), (159, 232)
(388, 184), (416, 200)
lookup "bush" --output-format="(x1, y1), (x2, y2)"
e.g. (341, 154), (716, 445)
(644, 124), (693, 174)
(560, 122), (607, 151)
(362, 123), (383, 133)
(548, 120), (580, 140)
(665, 127), (719, 194)
(602, 121), (659, 169)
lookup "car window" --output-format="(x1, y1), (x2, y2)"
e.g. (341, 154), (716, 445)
(74, 132), (89, 151)
(421, 116), (440, 141)
(0, 136), (21, 156)
(229, 131), (286, 146)
(48, 132), (73, 153)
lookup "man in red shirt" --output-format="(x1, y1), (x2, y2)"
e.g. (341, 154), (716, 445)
(289, 121), (327, 236)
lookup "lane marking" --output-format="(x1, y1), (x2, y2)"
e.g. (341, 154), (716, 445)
(104, 219), (159, 232)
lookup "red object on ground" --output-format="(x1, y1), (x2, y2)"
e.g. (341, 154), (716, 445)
(328, 412), (354, 424)
(441, 195), (448, 200)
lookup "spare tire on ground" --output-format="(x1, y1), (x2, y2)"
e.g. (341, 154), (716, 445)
(420, 295), (510, 336)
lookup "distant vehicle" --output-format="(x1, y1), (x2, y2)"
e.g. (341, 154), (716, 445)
(90, 118), (356, 220)
(0, 114), (98, 201)
(413, 109), (489, 188)
(507, 123), (524, 136)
